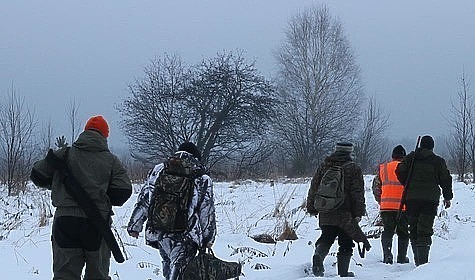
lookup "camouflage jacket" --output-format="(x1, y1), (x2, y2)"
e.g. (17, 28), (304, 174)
(127, 152), (216, 249)
(307, 151), (366, 225)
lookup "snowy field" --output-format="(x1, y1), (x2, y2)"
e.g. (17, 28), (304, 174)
(1, 175), (474, 279)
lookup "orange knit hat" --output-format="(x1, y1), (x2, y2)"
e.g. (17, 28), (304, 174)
(84, 115), (109, 138)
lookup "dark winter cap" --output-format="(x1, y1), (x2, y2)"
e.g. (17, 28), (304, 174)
(335, 141), (354, 153)
(420, 135), (434, 150)
(392, 145), (406, 159)
(178, 141), (202, 161)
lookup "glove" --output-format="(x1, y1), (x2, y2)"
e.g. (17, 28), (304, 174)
(354, 216), (362, 223)
(127, 230), (140, 238)
(443, 200), (451, 209)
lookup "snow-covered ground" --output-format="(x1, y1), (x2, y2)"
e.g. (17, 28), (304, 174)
(1, 175), (474, 279)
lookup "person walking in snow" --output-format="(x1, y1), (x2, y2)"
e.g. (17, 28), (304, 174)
(372, 145), (410, 264)
(30, 115), (133, 280)
(127, 142), (216, 280)
(306, 142), (366, 277)
(395, 135), (453, 266)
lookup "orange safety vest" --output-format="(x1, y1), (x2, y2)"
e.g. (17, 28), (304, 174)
(379, 160), (405, 211)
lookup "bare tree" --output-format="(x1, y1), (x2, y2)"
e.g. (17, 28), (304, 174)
(118, 53), (190, 162)
(447, 71), (471, 182)
(0, 88), (36, 195)
(67, 98), (81, 144)
(119, 51), (276, 172)
(354, 96), (390, 173)
(274, 5), (364, 175)
(184, 50), (276, 167)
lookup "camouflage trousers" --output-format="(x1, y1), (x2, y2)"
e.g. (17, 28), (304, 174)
(158, 235), (198, 280)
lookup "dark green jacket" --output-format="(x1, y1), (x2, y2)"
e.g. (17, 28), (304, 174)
(307, 151), (366, 222)
(395, 148), (453, 202)
(31, 130), (132, 218)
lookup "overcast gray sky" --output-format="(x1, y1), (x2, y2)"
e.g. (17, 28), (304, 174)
(1, 0), (475, 150)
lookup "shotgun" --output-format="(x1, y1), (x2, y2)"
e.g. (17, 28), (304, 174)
(395, 136), (421, 231)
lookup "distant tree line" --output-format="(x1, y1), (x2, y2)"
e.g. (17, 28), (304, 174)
(6, 5), (471, 195)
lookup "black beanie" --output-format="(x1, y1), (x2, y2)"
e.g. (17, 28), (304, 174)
(392, 145), (406, 159)
(420, 135), (434, 150)
(178, 141), (202, 161)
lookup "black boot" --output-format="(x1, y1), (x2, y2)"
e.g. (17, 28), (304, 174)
(381, 236), (393, 264)
(337, 253), (355, 277)
(396, 237), (409, 264)
(416, 246), (430, 265)
(411, 241), (418, 266)
(312, 243), (330, 277)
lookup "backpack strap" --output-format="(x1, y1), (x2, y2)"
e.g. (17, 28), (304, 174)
(341, 161), (354, 168)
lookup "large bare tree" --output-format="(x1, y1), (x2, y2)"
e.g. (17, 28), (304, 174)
(119, 51), (276, 171)
(274, 5), (364, 175)
(0, 89), (36, 195)
(184, 51), (276, 167)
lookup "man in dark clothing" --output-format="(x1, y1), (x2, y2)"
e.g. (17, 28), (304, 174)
(307, 142), (366, 277)
(372, 145), (410, 264)
(395, 135), (453, 266)
(30, 115), (133, 280)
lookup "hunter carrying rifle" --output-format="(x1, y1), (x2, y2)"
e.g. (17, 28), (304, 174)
(307, 142), (370, 278)
(395, 135), (453, 266)
(30, 115), (132, 280)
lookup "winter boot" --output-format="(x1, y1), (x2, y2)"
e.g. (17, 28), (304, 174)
(396, 237), (410, 264)
(410, 241), (418, 266)
(312, 243), (330, 277)
(337, 253), (355, 277)
(381, 236), (393, 264)
(416, 246), (430, 266)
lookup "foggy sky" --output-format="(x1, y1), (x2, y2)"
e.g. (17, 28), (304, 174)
(1, 0), (475, 151)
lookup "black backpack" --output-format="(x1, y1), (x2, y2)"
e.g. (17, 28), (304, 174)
(147, 152), (205, 233)
(314, 162), (353, 213)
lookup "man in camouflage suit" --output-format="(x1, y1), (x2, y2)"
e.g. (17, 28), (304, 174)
(127, 142), (216, 280)
(395, 135), (453, 266)
(307, 142), (367, 277)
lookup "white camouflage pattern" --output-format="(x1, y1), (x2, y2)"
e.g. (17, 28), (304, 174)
(127, 151), (216, 279)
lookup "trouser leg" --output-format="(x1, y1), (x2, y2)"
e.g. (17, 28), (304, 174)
(396, 236), (410, 264)
(312, 242), (332, 276)
(52, 238), (85, 280)
(161, 238), (197, 280)
(337, 230), (355, 277)
(396, 212), (410, 263)
(313, 226), (338, 277)
(83, 239), (112, 280)
(407, 208), (419, 265)
(414, 213), (435, 265)
(416, 245), (430, 265)
(406, 200), (437, 266)
(380, 212), (395, 264)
